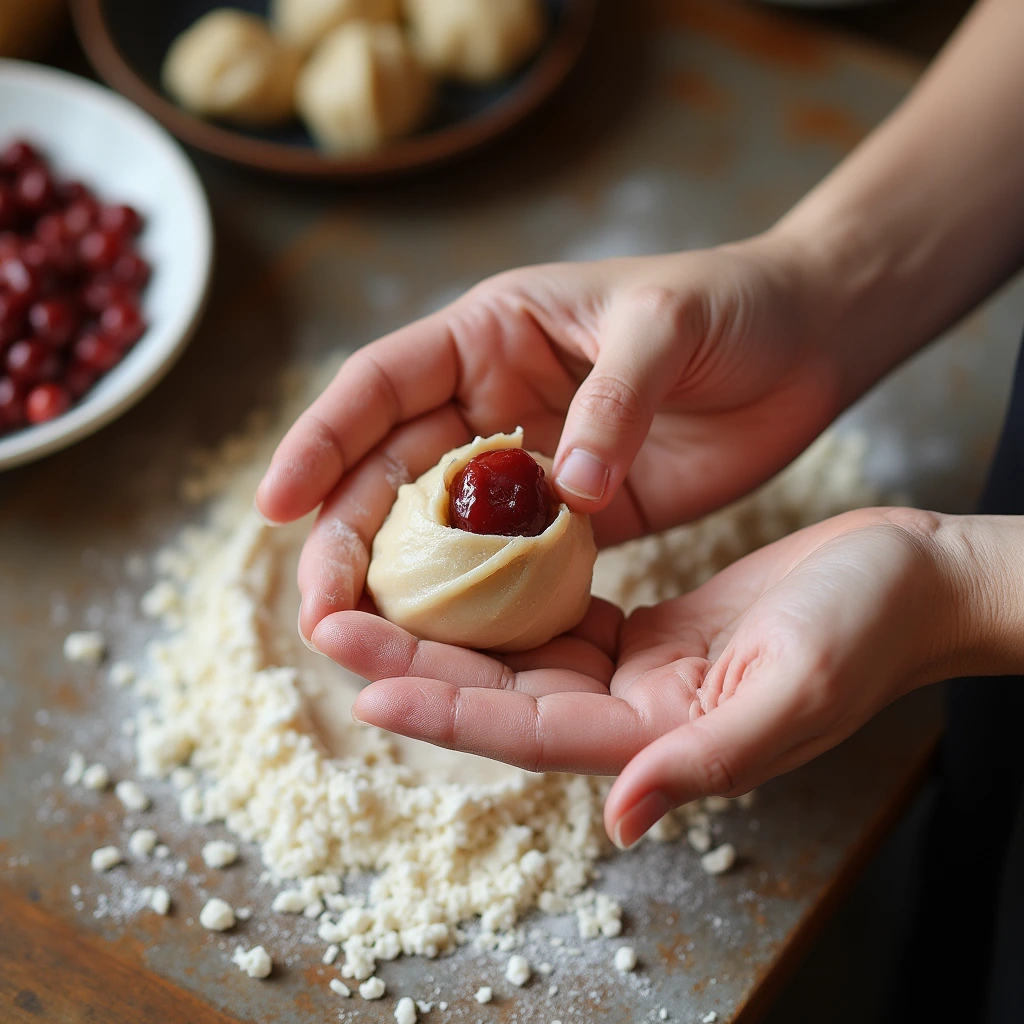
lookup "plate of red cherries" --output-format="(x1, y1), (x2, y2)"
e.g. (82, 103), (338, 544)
(0, 60), (211, 471)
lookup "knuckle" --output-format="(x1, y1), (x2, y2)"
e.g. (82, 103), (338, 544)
(574, 374), (648, 430)
(696, 748), (738, 797)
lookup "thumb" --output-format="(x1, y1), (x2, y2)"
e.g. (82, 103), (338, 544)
(553, 287), (696, 513)
(603, 676), (797, 849)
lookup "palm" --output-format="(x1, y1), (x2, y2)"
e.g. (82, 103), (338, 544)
(316, 509), (940, 799)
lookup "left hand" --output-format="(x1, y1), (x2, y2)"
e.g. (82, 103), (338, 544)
(312, 506), (973, 847)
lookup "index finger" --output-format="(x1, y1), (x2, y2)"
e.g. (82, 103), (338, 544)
(256, 309), (459, 524)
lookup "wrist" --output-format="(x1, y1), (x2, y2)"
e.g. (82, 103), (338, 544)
(932, 514), (1024, 679)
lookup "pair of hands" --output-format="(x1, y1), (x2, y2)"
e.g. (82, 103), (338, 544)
(255, 237), (968, 847)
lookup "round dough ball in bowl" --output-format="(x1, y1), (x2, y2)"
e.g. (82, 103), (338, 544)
(271, 0), (401, 52)
(162, 9), (300, 126)
(296, 21), (434, 153)
(404, 0), (546, 83)
(367, 429), (597, 653)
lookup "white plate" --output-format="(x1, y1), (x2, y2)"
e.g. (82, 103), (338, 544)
(0, 60), (212, 471)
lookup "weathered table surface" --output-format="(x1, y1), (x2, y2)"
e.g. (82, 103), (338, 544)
(4, 2), (1024, 1022)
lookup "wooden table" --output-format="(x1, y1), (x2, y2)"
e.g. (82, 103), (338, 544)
(3, 2), (1024, 1021)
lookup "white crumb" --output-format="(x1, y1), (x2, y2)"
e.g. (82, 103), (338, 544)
(702, 1014), (718, 1023)
(90, 846), (121, 872)
(323, 944), (340, 965)
(687, 826), (713, 853)
(235, 907), (252, 921)
(63, 752), (86, 787)
(359, 977), (386, 1000)
(108, 661), (136, 687)
(330, 979), (351, 997)
(232, 945), (272, 979)
(505, 954), (531, 987)
(201, 840), (239, 869)
(128, 829), (158, 858)
(701, 843), (737, 875)
(613, 945), (637, 972)
(150, 886), (171, 915)
(394, 996), (417, 1024)
(474, 987), (493, 1004)
(115, 780), (150, 812)
(81, 763), (110, 791)
(199, 898), (235, 931)
(64, 631), (106, 665)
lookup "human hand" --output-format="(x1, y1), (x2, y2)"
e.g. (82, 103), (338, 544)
(313, 507), (992, 846)
(256, 234), (845, 640)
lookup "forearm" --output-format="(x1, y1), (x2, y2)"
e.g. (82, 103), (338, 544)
(773, 0), (1024, 403)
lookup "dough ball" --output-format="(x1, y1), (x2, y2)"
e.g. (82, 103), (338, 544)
(367, 430), (596, 653)
(162, 9), (300, 126)
(296, 22), (434, 153)
(271, 0), (400, 51)
(404, 0), (546, 83)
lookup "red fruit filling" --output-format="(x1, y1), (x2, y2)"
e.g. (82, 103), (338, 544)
(448, 448), (553, 538)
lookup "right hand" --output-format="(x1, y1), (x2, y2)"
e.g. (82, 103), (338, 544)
(256, 231), (844, 639)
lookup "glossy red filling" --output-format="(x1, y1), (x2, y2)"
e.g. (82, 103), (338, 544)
(448, 448), (553, 538)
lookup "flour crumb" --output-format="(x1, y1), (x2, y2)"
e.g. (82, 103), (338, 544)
(395, 996), (417, 1024)
(232, 944), (272, 979)
(687, 826), (713, 854)
(330, 979), (352, 997)
(128, 829), (158, 858)
(548, 984), (558, 997)
(108, 661), (136, 687)
(538, 961), (554, 977)
(63, 751), (86, 787)
(170, 767), (196, 790)
(272, 889), (309, 914)
(64, 631), (106, 665)
(323, 944), (340, 965)
(82, 764), (110, 791)
(154, 844), (170, 859)
(91, 846), (122, 872)
(150, 887), (171, 915)
(416, 1000), (433, 1013)
(202, 840), (239, 869)
(613, 946), (637, 972)
(199, 898), (235, 931)
(475, 987), (493, 1004)
(359, 976), (386, 1000)
(115, 780), (150, 812)
(701, 844), (737, 876)
(659, 1009), (669, 1021)
(506, 954), (531, 987)
(702, 1013), (719, 1023)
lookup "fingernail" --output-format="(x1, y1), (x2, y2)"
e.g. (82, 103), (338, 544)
(556, 448), (608, 502)
(350, 704), (367, 725)
(298, 603), (322, 655)
(611, 791), (671, 850)
(253, 496), (283, 527)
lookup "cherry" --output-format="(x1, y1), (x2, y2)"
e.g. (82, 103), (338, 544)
(448, 448), (552, 538)
(25, 381), (71, 424)
(0, 184), (20, 231)
(63, 197), (99, 237)
(0, 374), (26, 429)
(73, 331), (123, 372)
(98, 204), (142, 236)
(59, 180), (92, 205)
(0, 140), (40, 175)
(34, 211), (68, 244)
(111, 251), (150, 290)
(0, 255), (44, 299)
(0, 290), (28, 345)
(79, 228), (124, 270)
(29, 298), (78, 346)
(5, 338), (60, 384)
(15, 166), (56, 215)
(81, 277), (134, 314)
(99, 298), (145, 347)
(63, 359), (99, 399)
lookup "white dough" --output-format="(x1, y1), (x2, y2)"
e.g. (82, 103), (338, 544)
(199, 897), (236, 931)
(404, 0), (545, 83)
(296, 21), (434, 153)
(367, 430), (596, 652)
(271, 0), (399, 51)
(162, 9), (301, 126)
(232, 944), (273, 978)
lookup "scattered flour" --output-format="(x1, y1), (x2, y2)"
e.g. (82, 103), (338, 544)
(91, 846), (122, 872)
(199, 897), (235, 931)
(128, 829), (159, 858)
(202, 840), (239, 869)
(613, 945), (637, 972)
(63, 630), (106, 666)
(232, 944), (273, 979)
(114, 372), (878, 991)
(701, 844), (737, 876)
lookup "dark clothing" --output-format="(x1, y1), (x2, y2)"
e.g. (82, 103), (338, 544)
(891, 342), (1024, 1023)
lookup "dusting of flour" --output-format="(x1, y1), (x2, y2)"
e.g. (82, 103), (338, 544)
(128, 366), (880, 984)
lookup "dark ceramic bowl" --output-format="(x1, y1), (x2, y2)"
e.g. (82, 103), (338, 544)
(70, 0), (595, 179)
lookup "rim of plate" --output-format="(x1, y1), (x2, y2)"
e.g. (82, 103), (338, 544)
(0, 60), (213, 472)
